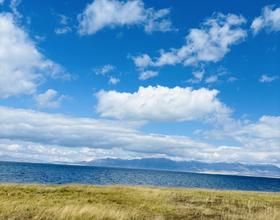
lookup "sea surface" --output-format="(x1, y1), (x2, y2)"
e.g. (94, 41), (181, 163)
(0, 161), (279, 192)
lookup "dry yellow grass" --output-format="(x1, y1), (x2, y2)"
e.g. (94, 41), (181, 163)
(0, 184), (279, 220)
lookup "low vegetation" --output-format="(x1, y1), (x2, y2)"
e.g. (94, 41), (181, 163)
(0, 184), (279, 220)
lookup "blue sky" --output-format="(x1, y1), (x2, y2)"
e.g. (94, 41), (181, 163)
(0, 0), (279, 165)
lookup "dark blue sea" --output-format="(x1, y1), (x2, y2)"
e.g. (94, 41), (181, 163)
(0, 161), (279, 192)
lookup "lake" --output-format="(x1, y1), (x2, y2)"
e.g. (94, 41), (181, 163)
(0, 161), (279, 192)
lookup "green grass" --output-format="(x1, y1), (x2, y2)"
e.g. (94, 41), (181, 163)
(0, 184), (279, 220)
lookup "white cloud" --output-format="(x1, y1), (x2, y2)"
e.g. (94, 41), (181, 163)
(0, 139), (155, 164)
(259, 74), (279, 83)
(55, 26), (72, 35)
(139, 70), (158, 80)
(96, 86), (230, 122)
(251, 6), (280, 34)
(241, 116), (280, 140)
(205, 116), (280, 157)
(94, 64), (115, 75)
(93, 65), (119, 85)
(187, 70), (205, 84)
(187, 68), (234, 85)
(78, 0), (173, 35)
(10, 0), (21, 18)
(0, 13), (68, 99)
(134, 13), (247, 68)
(0, 106), (213, 161)
(227, 76), (237, 82)
(35, 89), (67, 109)
(208, 68), (236, 84)
(192, 71), (204, 81)
(54, 14), (72, 35)
(201, 115), (280, 166)
(108, 76), (120, 85)
(0, 106), (279, 165)
(205, 75), (219, 84)
(133, 54), (152, 69)
(58, 14), (68, 26)
(143, 8), (173, 33)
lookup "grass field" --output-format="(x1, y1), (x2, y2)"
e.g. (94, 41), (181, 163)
(0, 184), (279, 220)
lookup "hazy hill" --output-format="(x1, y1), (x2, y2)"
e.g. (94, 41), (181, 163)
(83, 158), (280, 178)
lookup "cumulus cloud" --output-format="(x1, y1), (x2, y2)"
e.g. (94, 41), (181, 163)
(133, 54), (153, 69)
(0, 106), (279, 165)
(78, 0), (173, 35)
(259, 74), (279, 83)
(134, 13), (247, 68)
(35, 89), (67, 109)
(96, 86), (230, 122)
(251, 5), (280, 34)
(0, 13), (68, 99)
(139, 70), (158, 80)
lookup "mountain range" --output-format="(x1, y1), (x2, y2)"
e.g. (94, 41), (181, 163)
(82, 158), (280, 178)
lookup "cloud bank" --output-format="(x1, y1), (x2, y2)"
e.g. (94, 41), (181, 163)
(0, 106), (212, 161)
(0, 106), (279, 165)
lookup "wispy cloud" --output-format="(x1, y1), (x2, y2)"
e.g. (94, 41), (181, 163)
(187, 68), (236, 85)
(259, 74), (279, 83)
(9, 0), (21, 19)
(54, 14), (72, 35)
(139, 70), (158, 80)
(187, 70), (205, 84)
(94, 64), (115, 75)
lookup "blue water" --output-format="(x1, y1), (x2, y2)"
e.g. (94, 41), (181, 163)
(0, 161), (279, 192)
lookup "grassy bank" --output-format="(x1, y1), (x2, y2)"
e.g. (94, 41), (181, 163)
(0, 184), (279, 220)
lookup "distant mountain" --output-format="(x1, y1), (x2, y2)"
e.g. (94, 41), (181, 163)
(82, 158), (280, 178)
